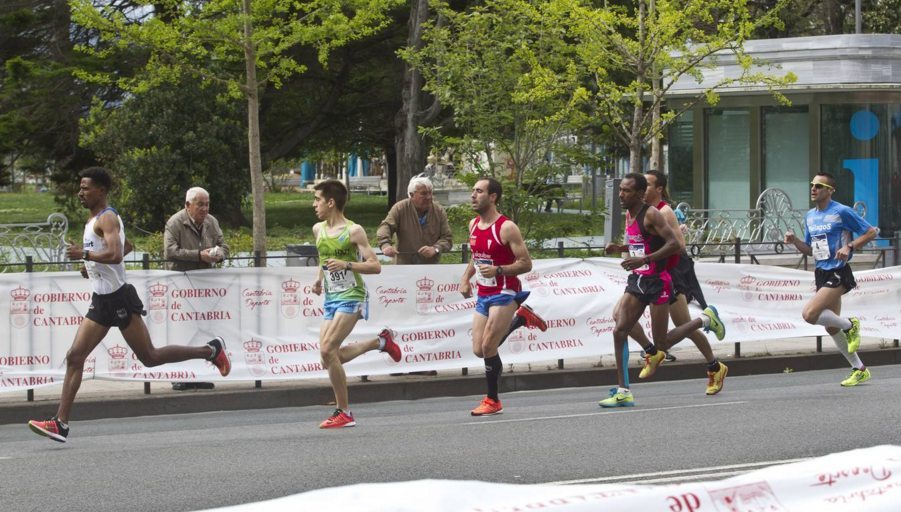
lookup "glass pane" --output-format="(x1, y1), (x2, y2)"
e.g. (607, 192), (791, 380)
(763, 107), (809, 211)
(706, 108), (750, 210)
(668, 111), (694, 207)
(821, 104), (892, 235)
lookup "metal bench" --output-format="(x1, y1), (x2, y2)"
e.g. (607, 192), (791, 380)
(347, 175), (385, 194)
(676, 188), (806, 259)
(0, 213), (69, 271)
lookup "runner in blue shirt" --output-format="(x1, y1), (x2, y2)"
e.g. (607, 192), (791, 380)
(784, 172), (878, 387)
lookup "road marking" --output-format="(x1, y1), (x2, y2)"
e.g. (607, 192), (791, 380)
(542, 457), (811, 485)
(463, 401), (747, 425)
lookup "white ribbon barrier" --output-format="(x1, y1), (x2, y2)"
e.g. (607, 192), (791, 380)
(1, 260), (899, 393)
(200, 445), (901, 512)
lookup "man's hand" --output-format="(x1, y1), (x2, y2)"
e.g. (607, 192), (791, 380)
(476, 263), (500, 279)
(79, 265), (88, 279)
(323, 258), (349, 272)
(459, 279), (472, 299)
(784, 230), (796, 245)
(199, 248), (215, 263)
(836, 244), (852, 261)
(417, 245), (439, 258)
(382, 245), (398, 257)
(605, 243), (624, 255)
(208, 246), (224, 262)
(621, 256), (647, 271)
(65, 242), (83, 260)
(311, 280), (322, 296)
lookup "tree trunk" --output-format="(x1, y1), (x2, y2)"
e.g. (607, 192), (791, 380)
(385, 143), (398, 205)
(243, 0), (267, 259)
(393, 0), (439, 205)
(629, 96), (645, 175)
(650, 96), (662, 172)
(630, 0), (648, 175)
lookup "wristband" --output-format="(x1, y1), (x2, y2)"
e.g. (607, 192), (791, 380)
(83, 250), (90, 261)
(496, 265), (503, 276)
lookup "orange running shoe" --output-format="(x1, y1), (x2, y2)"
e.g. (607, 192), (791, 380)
(319, 409), (356, 429)
(28, 417), (69, 443)
(515, 304), (547, 332)
(470, 397), (503, 416)
(379, 328), (401, 362)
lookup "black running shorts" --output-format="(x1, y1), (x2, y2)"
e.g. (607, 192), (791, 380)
(814, 265), (857, 294)
(624, 272), (673, 306)
(85, 283), (146, 329)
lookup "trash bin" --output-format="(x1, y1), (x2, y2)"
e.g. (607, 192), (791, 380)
(286, 244), (319, 266)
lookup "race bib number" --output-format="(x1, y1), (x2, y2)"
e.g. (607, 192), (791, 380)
(811, 235), (831, 261)
(324, 266), (355, 293)
(474, 258), (496, 287)
(629, 244), (649, 271)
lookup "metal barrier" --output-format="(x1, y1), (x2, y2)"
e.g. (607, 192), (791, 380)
(676, 188), (806, 258)
(5, 236), (899, 401)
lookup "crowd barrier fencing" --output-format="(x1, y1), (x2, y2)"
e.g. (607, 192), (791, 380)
(2, 256), (899, 402)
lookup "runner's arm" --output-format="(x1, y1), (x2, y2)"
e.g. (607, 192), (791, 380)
(645, 208), (682, 262)
(347, 224), (381, 274)
(494, 220), (532, 277)
(87, 211), (125, 264)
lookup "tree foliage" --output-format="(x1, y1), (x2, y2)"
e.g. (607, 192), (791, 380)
(0, 0), (138, 189)
(552, 0), (797, 173)
(749, 0), (900, 37)
(70, 0), (401, 255)
(79, 79), (249, 233)
(405, 0), (584, 223)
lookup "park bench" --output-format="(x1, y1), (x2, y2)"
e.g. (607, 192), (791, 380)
(347, 175), (385, 194)
(0, 213), (69, 271)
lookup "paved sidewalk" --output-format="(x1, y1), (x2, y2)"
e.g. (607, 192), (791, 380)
(3, 336), (899, 425)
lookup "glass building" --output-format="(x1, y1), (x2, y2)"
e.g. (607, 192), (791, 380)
(667, 34), (901, 238)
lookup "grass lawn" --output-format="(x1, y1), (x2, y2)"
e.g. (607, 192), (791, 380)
(1, 189), (604, 260)
(0, 190), (59, 224)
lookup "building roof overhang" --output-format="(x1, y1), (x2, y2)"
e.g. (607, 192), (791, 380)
(666, 34), (901, 99)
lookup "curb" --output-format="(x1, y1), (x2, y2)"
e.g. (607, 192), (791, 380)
(4, 348), (899, 425)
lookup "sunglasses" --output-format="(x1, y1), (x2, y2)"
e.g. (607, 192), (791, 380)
(810, 181), (834, 191)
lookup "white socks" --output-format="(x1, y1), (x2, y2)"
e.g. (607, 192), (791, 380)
(816, 310), (852, 330)
(831, 330), (863, 369)
(700, 314), (711, 329)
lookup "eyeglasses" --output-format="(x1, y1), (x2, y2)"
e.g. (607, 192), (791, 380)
(810, 181), (834, 191)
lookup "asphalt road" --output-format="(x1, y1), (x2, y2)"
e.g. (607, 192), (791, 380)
(2, 365), (900, 512)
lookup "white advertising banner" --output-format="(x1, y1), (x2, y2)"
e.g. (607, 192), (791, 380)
(1, 260), (899, 393)
(201, 445), (901, 512)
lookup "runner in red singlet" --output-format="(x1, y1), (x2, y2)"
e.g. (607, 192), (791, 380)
(459, 177), (533, 416)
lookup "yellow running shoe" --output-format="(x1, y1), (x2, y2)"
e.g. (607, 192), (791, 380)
(845, 317), (861, 353)
(639, 350), (666, 379)
(598, 388), (635, 408)
(706, 362), (729, 395)
(840, 367), (871, 387)
(701, 306), (726, 341)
